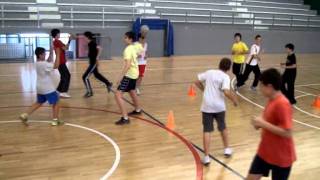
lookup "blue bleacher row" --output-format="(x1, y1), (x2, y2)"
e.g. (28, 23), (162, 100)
(0, 0), (320, 29)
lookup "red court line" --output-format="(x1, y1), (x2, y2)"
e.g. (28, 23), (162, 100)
(0, 105), (203, 180)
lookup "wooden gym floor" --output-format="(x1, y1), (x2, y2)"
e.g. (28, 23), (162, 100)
(0, 54), (319, 180)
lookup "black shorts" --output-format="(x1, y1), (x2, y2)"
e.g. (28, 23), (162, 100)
(117, 76), (137, 92)
(202, 112), (226, 132)
(249, 155), (292, 180)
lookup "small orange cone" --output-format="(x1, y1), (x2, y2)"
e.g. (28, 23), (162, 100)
(188, 85), (196, 97)
(166, 110), (175, 130)
(312, 96), (320, 109)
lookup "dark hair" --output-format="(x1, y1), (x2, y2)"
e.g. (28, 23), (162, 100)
(219, 57), (232, 71)
(35, 47), (46, 58)
(51, 29), (60, 38)
(234, 33), (242, 40)
(285, 43), (294, 51)
(255, 34), (262, 39)
(259, 68), (281, 90)
(138, 33), (145, 39)
(84, 31), (94, 40)
(125, 31), (135, 40)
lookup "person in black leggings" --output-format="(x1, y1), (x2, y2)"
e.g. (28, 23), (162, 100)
(82, 31), (112, 98)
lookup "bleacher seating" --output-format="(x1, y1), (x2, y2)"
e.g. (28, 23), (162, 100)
(0, 0), (319, 29)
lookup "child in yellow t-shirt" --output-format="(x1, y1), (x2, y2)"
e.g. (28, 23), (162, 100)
(114, 31), (142, 125)
(231, 33), (248, 90)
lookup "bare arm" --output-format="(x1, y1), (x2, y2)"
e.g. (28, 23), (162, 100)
(117, 59), (131, 84)
(194, 80), (205, 91)
(223, 89), (238, 106)
(53, 48), (61, 69)
(252, 116), (292, 138)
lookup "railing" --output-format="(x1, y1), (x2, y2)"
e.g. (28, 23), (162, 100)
(0, 1), (320, 29)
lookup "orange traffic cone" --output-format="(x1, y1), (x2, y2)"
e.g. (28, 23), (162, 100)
(188, 85), (196, 97)
(166, 110), (175, 130)
(312, 96), (320, 109)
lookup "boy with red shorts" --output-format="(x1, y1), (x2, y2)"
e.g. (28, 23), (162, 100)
(135, 33), (148, 95)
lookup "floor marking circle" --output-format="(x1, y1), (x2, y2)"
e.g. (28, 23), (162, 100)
(0, 120), (120, 180)
(231, 78), (320, 130)
(0, 106), (203, 180)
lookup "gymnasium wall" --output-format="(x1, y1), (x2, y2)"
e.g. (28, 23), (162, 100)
(173, 24), (320, 56)
(2, 24), (320, 58)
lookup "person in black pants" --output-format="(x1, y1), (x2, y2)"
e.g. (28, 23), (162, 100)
(52, 29), (74, 98)
(231, 33), (249, 90)
(238, 35), (262, 91)
(281, 43), (297, 105)
(82, 31), (112, 98)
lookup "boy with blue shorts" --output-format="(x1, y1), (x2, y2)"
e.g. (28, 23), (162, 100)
(19, 45), (63, 126)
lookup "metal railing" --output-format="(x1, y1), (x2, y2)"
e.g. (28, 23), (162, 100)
(0, 1), (319, 29)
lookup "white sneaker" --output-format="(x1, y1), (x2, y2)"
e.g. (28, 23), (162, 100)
(136, 88), (141, 95)
(19, 113), (29, 126)
(202, 155), (211, 166)
(60, 93), (71, 98)
(224, 148), (233, 157)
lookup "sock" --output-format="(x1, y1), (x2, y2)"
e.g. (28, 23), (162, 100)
(53, 118), (58, 121)
(136, 109), (141, 112)
(123, 117), (128, 120)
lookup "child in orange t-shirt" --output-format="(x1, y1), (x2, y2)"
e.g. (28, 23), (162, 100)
(247, 68), (296, 180)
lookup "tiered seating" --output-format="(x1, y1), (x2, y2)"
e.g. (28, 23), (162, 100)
(0, 0), (319, 29)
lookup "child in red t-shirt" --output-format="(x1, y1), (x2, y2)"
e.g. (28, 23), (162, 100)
(247, 68), (296, 180)
(51, 29), (74, 98)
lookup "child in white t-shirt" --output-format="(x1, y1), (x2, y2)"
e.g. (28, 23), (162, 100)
(237, 35), (262, 91)
(195, 58), (238, 166)
(19, 45), (63, 126)
(136, 33), (148, 95)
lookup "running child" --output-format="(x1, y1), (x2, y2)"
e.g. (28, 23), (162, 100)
(195, 57), (238, 166)
(237, 35), (262, 91)
(247, 68), (296, 180)
(19, 46), (64, 126)
(114, 31), (142, 125)
(51, 29), (73, 98)
(281, 43), (297, 105)
(135, 33), (148, 95)
(231, 33), (249, 90)
(82, 31), (112, 98)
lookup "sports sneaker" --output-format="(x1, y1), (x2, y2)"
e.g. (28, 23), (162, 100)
(128, 110), (142, 116)
(202, 155), (211, 166)
(250, 86), (257, 91)
(60, 93), (71, 98)
(136, 88), (141, 95)
(83, 92), (93, 98)
(107, 83), (113, 93)
(115, 117), (130, 125)
(234, 84), (239, 92)
(19, 113), (29, 126)
(51, 119), (64, 126)
(224, 148), (233, 158)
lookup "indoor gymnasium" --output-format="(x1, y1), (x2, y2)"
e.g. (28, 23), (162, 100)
(0, 0), (320, 179)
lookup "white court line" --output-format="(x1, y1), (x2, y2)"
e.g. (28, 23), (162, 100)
(293, 87), (320, 119)
(0, 120), (120, 180)
(296, 83), (320, 87)
(231, 78), (320, 130)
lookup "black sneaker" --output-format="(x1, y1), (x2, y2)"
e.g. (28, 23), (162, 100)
(107, 83), (113, 93)
(115, 117), (130, 125)
(83, 92), (93, 98)
(128, 110), (142, 116)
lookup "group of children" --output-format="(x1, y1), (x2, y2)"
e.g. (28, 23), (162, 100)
(231, 33), (297, 104)
(19, 29), (148, 126)
(195, 33), (297, 179)
(18, 28), (297, 179)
